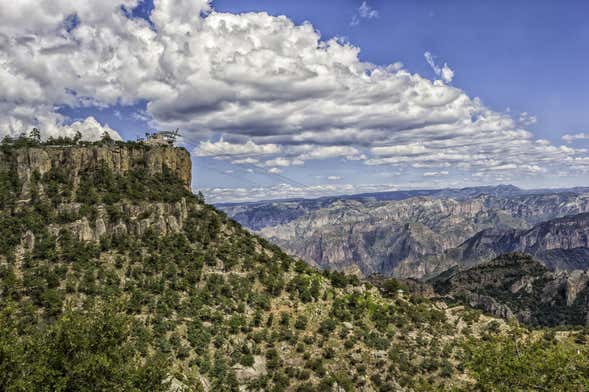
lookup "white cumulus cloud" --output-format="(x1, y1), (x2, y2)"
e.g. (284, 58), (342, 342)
(195, 138), (281, 157)
(0, 0), (586, 197)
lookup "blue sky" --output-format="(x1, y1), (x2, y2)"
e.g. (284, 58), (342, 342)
(1, 0), (588, 201)
(127, 0), (589, 143)
(215, 0), (589, 144)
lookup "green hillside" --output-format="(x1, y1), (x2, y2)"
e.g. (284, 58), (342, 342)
(0, 143), (588, 391)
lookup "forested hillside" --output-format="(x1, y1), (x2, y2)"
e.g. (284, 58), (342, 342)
(430, 253), (589, 326)
(1, 142), (588, 391)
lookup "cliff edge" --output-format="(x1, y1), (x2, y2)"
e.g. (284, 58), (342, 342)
(0, 144), (192, 201)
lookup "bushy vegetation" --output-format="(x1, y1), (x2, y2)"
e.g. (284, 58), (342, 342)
(75, 162), (191, 204)
(1, 128), (137, 148)
(464, 329), (589, 391)
(0, 302), (169, 391)
(432, 253), (589, 327)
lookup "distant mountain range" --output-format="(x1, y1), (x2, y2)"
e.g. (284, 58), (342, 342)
(218, 185), (528, 230)
(218, 185), (589, 279)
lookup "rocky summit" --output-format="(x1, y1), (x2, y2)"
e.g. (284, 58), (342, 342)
(0, 143), (192, 196)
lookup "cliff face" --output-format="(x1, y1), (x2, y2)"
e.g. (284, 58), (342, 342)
(0, 144), (192, 201)
(0, 144), (194, 258)
(218, 184), (529, 230)
(520, 212), (589, 251)
(55, 199), (189, 241)
(254, 195), (547, 277)
(222, 190), (589, 278)
(413, 212), (589, 276)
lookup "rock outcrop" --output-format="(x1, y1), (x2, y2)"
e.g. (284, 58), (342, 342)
(46, 199), (190, 244)
(0, 144), (194, 258)
(0, 144), (192, 201)
(416, 212), (589, 276)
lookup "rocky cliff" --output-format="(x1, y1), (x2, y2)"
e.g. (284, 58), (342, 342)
(409, 212), (589, 278)
(220, 185), (589, 230)
(0, 144), (192, 202)
(256, 196), (529, 276)
(221, 189), (589, 278)
(0, 143), (194, 261)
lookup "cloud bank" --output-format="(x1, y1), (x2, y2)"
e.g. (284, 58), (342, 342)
(0, 0), (587, 200)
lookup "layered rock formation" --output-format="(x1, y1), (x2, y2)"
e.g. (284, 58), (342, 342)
(255, 196), (527, 276)
(52, 199), (189, 242)
(408, 212), (589, 278)
(222, 189), (589, 278)
(220, 185), (589, 229)
(0, 144), (192, 201)
(0, 143), (194, 261)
